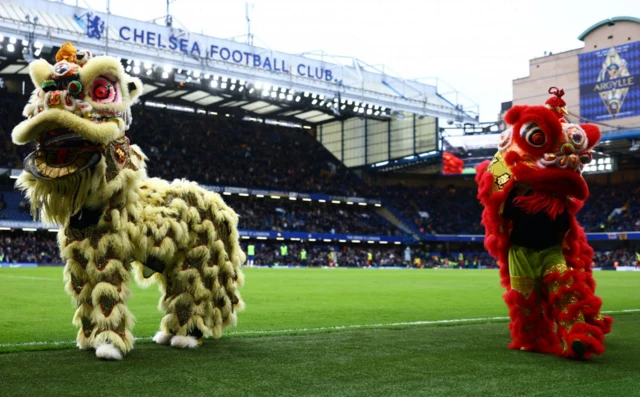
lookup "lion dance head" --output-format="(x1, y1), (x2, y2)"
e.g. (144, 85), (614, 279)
(12, 42), (145, 225)
(487, 87), (601, 202)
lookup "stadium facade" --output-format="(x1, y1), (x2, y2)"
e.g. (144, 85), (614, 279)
(513, 17), (640, 146)
(0, 4), (638, 268)
(0, 0), (478, 170)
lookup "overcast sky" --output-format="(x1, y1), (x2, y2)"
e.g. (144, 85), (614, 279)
(65, 0), (639, 122)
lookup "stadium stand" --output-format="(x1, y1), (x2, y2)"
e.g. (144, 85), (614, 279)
(0, 94), (31, 169)
(1, 90), (639, 267)
(381, 185), (485, 235)
(0, 230), (62, 264)
(2, 230), (637, 268)
(381, 183), (640, 235)
(127, 106), (374, 197)
(226, 196), (402, 236)
(0, 189), (31, 221)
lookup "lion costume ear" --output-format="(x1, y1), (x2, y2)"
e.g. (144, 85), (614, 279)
(580, 123), (601, 150)
(125, 77), (143, 102)
(29, 59), (53, 89)
(504, 105), (527, 126)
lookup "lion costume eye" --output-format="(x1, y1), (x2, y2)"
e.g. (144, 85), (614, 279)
(521, 123), (546, 147)
(565, 125), (587, 149)
(90, 76), (120, 103)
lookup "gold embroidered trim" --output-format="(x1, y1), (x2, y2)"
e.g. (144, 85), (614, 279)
(510, 276), (534, 296)
(543, 263), (568, 277)
(487, 152), (513, 192)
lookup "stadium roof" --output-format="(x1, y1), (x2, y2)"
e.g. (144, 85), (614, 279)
(578, 16), (640, 41)
(0, 0), (479, 126)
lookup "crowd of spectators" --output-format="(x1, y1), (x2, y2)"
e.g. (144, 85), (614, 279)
(0, 231), (638, 268)
(381, 184), (485, 235)
(2, 95), (639, 252)
(228, 196), (402, 236)
(0, 94), (32, 169)
(0, 193), (8, 219)
(242, 241), (636, 268)
(593, 248), (640, 270)
(580, 183), (640, 232)
(381, 183), (640, 236)
(127, 107), (369, 196)
(0, 230), (62, 264)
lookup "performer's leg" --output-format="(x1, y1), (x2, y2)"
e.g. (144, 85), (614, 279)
(202, 240), (245, 340)
(542, 249), (612, 359)
(85, 240), (135, 360)
(505, 246), (560, 353)
(62, 246), (94, 350)
(157, 249), (212, 348)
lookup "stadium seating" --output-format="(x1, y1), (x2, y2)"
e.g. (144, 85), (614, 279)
(0, 230), (62, 264)
(1, 94), (639, 263)
(1, 230), (636, 267)
(227, 196), (402, 236)
(0, 94), (30, 169)
(381, 183), (640, 235)
(381, 185), (485, 235)
(0, 190), (31, 221)
(127, 106), (373, 197)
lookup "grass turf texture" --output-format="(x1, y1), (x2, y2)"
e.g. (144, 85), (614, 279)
(0, 268), (638, 396)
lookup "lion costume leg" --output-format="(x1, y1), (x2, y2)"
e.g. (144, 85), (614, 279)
(63, 237), (135, 360)
(153, 244), (244, 348)
(156, 249), (213, 349)
(206, 238), (245, 340)
(505, 246), (561, 354)
(542, 264), (613, 359)
(63, 250), (94, 350)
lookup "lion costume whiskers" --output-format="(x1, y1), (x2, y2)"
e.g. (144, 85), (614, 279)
(12, 43), (246, 360)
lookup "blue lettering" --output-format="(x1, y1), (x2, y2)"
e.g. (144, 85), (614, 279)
(315, 68), (323, 79)
(232, 50), (243, 63)
(253, 54), (261, 67)
(210, 45), (219, 57)
(325, 69), (333, 81)
(191, 41), (201, 56)
(133, 29), (144, 44)
(169, 36), (178, 50)
(220, 48), (230, 60)
(243, 52), (252, 65)
(274, 58), (281, 72)
(179, 38), (188, 53)
(297, 63), (306, 76)
(147, 31), (156, 46)
(263, 57), (272, 70)
(307, 65), (313, 77)
(158, 34), (166, 48)
(281, 60), (288, 73)
(119, 26), (131, 41)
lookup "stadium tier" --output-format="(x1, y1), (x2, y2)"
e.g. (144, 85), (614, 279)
(3, 229), (639, 269)
(1, 1), (639, 270)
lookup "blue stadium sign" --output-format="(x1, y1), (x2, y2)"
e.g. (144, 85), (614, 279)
(579, 41), (640, 121)
(116, 26), (334, 81)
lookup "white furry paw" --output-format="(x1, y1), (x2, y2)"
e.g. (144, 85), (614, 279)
(170, 335), (200, 349)
(152, 331), (172, 345)
(95, 343), (123, 360)
(76, 338), (92, 350)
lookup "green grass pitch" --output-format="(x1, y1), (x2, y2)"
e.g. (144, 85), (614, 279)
(0, 267), (639, 397)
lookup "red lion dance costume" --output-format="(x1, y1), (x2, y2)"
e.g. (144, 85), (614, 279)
(476, 87), (612, 359)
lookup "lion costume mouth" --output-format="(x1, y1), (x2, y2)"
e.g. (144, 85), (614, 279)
(23, 128), (102, 180)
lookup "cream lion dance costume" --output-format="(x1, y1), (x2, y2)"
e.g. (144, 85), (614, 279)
(12, 43), (246, 360)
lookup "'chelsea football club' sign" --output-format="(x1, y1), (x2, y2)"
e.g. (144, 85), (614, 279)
(117, 26), (334, 81)
(74, 11), (334, 83)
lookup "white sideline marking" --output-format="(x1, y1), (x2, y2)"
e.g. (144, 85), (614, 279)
(0, 275), (59, 281)
(225, 316), (510, 336)
(1, 309), (638, 349)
